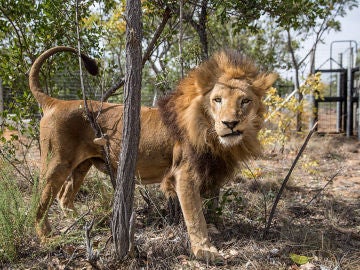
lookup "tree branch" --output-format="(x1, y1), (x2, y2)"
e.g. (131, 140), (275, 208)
(84, 219), (100, 269)
(101, 6), (172, 102)
(263, 122), (318, 238)
(76, 0), (116, 188)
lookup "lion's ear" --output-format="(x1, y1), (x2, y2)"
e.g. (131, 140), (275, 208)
(252, 73), (278, 96)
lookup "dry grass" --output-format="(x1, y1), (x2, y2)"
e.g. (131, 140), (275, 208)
(1, 134), (359, 269)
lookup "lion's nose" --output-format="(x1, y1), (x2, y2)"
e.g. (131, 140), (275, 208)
(222, 120), (239, 129)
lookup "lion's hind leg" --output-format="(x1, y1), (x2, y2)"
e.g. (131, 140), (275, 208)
(57, 159), (92, 215)
(161, 172), (181, 225)
(36, 158), (73, 240)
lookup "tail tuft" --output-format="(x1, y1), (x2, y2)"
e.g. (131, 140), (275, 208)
(81, 54), (99, 76)
(29, 46), (100, 107)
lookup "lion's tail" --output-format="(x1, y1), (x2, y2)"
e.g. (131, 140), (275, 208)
(29, 46), (99, 108)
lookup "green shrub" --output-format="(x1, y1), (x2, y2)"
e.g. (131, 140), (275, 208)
(0, 159), (39, 262)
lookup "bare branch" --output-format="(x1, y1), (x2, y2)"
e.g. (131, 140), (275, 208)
(75, 0), (116, 188)
(304, 169), (342, 209)
(263, 122), (318, 238)
(101, 6), (172, 102)
(84, 219), (100, 269)
(0, 148), (32, 184)
(63, 209), (90, 234)
(142, 6), (172, 67)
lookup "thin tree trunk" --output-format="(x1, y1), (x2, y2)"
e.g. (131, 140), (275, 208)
(197, 0), (209, 59)
(185, 0), (209, 60)
(111, 0), (142, 259)
(179, 0), (184, 78)
(286, 29), (302, 132)
(308, 47), (316, 129)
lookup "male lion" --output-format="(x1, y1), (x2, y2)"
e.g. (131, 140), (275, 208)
(30, 46), (276, 262)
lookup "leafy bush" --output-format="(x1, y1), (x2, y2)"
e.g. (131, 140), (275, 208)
(0, 159), (39, 262)
(260, 72), (325, 151)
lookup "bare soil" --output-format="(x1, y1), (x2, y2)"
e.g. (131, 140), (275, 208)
(1, 133), (360, 270)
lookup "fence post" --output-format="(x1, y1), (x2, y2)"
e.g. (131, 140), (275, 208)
(336, 53), (343, 133)
(346, 47), (353, 137)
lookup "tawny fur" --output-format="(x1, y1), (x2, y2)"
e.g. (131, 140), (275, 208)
(31, 46), (277, 262)
(158, 49), (277, 260)
(158, 50), (277, 195)
(30, 47), (173, 241)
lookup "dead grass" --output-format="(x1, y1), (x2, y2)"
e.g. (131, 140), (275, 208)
(1, 134), (359, 269)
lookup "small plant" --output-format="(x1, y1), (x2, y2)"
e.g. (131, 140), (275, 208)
(214, 188), (244, 218)
(260, 72), (325, 151)
(241, 167), (262, 179)
(0, 159), (39, 262)
(301, 155), (320, 175)
(0, 102), (40, 185)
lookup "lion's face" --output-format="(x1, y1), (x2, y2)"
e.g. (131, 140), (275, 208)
(159, 49), (277, 153)
(208, 78), (261, 147)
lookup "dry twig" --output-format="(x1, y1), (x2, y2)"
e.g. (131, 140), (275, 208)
(304, 168), (342, 209)
(63, 209), (90, 234)
(75, 0), (116, 187)
(263, 122), (318, 238)
(84, 219), (100, 269)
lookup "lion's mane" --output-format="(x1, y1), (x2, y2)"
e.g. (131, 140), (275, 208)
(158, 49), (277, 193)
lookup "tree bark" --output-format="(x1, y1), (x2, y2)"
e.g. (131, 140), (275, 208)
(111, 0), (142, 259)
(185, 0), (209, 60)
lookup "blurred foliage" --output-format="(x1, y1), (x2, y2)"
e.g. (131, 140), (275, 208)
(0, 0), (356, 108)
(260, 73), (326, 151)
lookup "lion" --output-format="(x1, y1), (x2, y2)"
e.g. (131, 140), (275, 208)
(30, 46), (277, 262)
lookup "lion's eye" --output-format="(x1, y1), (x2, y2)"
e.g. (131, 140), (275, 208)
(241, 99), (251, 105)
(213, 97), (222, 103)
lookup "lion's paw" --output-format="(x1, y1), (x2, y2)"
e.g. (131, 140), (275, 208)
(193, 245), (224, 263)
(36, 220), (52, 242)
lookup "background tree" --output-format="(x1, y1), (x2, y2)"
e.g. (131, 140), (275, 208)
(274, 0), (358, 131)
(1, 0), (357, 114)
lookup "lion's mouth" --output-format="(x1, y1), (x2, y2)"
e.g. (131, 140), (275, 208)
(221, 130), (242, 137)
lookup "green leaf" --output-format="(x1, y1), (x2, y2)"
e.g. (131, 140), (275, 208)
(290, 253), (310, 265)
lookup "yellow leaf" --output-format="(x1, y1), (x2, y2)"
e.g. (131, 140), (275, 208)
(290, 253), (310, 265)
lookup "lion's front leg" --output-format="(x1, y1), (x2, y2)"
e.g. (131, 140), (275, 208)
(175, 165), (222, 262)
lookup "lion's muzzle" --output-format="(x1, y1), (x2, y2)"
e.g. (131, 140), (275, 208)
(221, 130), (242, 137)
